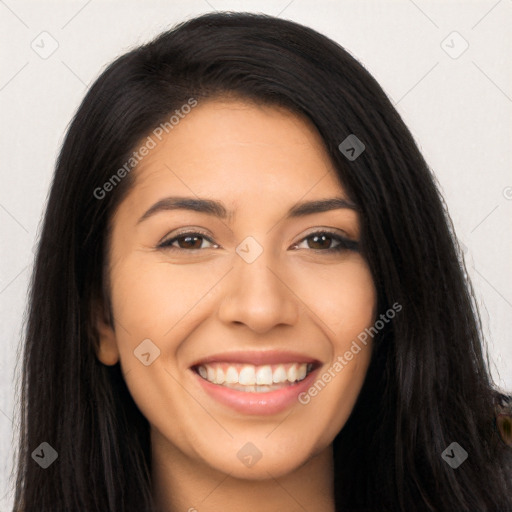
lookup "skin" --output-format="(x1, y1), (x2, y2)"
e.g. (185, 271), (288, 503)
(95, 98), (377, 511)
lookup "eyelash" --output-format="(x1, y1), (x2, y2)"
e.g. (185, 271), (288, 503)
(157, 230), (359, 253)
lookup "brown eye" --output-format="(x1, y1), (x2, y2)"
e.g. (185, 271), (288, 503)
(176, 235), (203, 249)
(307, 233), (337, 250)
(158, 232), (218, 251)
(292, 231), (359, 253)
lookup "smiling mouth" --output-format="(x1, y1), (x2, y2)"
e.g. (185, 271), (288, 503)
(192, 362), (316, 393)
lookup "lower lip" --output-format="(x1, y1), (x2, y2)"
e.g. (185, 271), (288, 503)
(192, 367), (319, 415)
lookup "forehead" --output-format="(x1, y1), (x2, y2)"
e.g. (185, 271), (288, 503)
(124, 98), (347, 210)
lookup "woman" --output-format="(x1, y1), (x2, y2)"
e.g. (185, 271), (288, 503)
(13, 11), (512, 512)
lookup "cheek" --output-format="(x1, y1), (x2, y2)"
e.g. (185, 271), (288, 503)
(309, 347), (372, 447)
(109, 253), (230, 340)
(299, 325), (374, 448)
(290, 256), (376, 336)
(291, 257), (376, 439)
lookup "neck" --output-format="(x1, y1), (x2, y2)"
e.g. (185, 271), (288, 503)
(151, 428), (335, 512)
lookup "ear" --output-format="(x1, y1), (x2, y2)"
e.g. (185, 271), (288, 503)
(92, 298), (120, 366)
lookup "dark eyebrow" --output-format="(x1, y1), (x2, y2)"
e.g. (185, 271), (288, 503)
(287, 197), (358, 217)
(137, 197), (229, 224)
(137, 196), (357, 224)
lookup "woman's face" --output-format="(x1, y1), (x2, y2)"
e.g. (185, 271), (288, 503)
(96, 98), (377, 479)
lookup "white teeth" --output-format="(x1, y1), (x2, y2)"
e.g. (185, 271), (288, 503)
(287, 364), (297, 382)
(256, 365), (273, 385)
(272, 365), (288, 383)
(206, 365), (216, 382)
(238, 365), (256, 385)
(297, 363), (307, 381)
(196, 362), (311, 389)
(216, 366), (225, 384)
(225, 366), (238, 384)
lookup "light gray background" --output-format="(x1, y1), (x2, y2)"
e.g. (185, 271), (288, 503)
(1, 0), (511, 508)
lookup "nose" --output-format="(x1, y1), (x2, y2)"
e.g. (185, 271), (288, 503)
(217, 251), (300, 335)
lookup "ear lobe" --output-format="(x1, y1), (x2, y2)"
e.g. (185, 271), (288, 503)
(93, 299), (120, 366)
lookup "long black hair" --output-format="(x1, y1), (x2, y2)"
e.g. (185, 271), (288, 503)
(12, 12), (512, 511)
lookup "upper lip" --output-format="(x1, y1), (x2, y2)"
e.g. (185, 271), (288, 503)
(190, 350), (321, 367)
